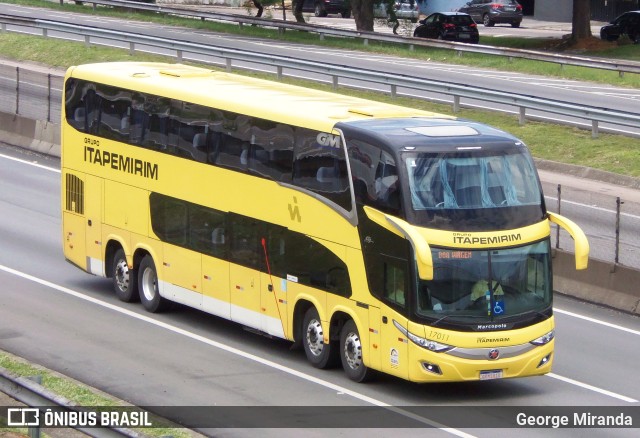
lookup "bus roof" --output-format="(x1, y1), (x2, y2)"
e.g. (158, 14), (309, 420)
(340, 117), (524, 153)
(66, 62), (451, 133)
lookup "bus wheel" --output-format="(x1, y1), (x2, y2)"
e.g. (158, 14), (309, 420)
(302, 307), (337, 368)
(138, 255), (167, 313)
(112, 248), (138, 302)
(340, 320), (375, 382)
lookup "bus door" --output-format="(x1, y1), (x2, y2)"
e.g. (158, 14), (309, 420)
(84, 174), (103, 276)
(191, 206), (229, 318)
(228, 214), (262, 330)
(62, 171), (88, 270)
(378, 256), (410, 380)
(260, 272), (287, 338)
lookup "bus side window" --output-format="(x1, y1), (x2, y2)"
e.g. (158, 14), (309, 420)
(384, 262), (406, 307)
(249, 122), (294, 182)
(190, 205), (227, 259)
(293, 129), (351, 212)
(229, 215), (263, 270)
(150, 194), (187, 246)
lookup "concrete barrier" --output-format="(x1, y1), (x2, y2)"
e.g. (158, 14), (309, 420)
(2, 110), (639, 316)
(554, 249), (640, 315)
(0, 112), (60, 157)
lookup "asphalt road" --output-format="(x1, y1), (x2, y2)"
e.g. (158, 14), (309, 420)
(1, 144), (640, 437)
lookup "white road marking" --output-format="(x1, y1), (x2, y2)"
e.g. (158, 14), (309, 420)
(0, 153), (60, 173)
(547, 373), (638, 403)
(554, 307), (640, 337)
(0, 263), (474, 437)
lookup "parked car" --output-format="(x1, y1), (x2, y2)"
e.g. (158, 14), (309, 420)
(302, 0), (352, 18)
(374, 0), (420, 23)
(600, 10), (640, 43)
(458, 0), (523, 28)
(413, 12), (479, 44)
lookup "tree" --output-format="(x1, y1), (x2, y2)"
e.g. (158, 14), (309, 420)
(351, 0), (376, 31)
(571, 0), (592, 41)
(292, 0), (306, 23)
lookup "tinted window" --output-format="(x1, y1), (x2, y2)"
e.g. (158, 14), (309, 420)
(149, 193), (351, 297)
(348, 138), (401, 216)
(65, 79), (351, 215)
(293, 129), (351, 211)
(150, 193), (187, 246)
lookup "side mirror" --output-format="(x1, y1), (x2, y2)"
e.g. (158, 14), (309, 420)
(548, 212), (589, 270)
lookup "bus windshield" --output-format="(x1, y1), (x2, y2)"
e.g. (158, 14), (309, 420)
(403, 150), (545, 230)
(416, 240), (551, 323)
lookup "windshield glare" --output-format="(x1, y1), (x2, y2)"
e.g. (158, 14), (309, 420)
(417, 240), (551, 321)
(406, 152), (541, 210)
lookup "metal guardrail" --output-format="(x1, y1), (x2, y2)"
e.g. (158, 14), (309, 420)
(68, 0), (640, 76)
(0, 367), (137, 437)
(1, 14), (639, 138)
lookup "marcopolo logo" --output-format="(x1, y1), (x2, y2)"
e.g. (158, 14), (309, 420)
(316, 132), (341, 149)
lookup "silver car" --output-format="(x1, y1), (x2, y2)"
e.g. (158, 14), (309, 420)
(458, 0), (523, 28)
(374, 0), (420, 23)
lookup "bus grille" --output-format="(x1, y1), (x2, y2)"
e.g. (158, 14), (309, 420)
(65, 173), (84, 214)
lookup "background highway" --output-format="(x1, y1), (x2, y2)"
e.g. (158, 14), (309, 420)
(3, 3), (640, 134)
(1, 143), (640, 436)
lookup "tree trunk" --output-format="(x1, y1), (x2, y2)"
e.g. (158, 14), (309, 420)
(252, 0), (264, 18)
(571, 0), (592, 41)
(293, 0), (306, 23)
(352, 0), (375, 32)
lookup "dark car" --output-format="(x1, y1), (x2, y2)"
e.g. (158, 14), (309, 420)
(600, 10), (640, 43)
(458, 0), (523, 28)
(413, 12), (480, 44)
(302, 0), (351, 18)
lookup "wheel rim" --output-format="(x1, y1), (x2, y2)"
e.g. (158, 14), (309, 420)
(305, 318), (325, 357)
(343, 330), (363, 370)
(114, 259), (129, 292)
(141, 266), (157, 302)
(483, 15), (490, 26)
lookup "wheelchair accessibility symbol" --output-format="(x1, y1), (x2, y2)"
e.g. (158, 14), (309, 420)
(494, 301), (504, 314)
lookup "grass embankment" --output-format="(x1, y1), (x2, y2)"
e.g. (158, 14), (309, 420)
(0, 352), (194, 437)
(2, 30), (639, 178)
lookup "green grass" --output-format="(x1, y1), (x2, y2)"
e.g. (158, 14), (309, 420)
(2, 0), (640, 88)
(2, 30), (640, 177)
(0, 352), (195, 437)
(2, 31), (639, 177)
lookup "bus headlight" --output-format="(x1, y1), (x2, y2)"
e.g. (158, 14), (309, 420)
(530, 330), (554, 346)
(393, 320), (453, 353)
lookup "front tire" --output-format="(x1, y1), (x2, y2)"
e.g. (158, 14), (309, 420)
(302, 307), (338, 368)
(138, 255), (168, 313)
(340, 320), (375, 382)
(112, 248), (138, 302)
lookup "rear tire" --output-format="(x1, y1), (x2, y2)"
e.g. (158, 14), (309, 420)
(511, 21), (521, 28)
(340, 320), (375, 382)
(483, 14), (494, 27)
(138, 255), (168, 313)
(302, 307), (338, 368)
(112, 248), (138, 302)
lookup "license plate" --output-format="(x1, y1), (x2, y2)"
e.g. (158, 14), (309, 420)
(505, 6), (515, 11)
(480, 370), (503, 380)
(459, 34), (470, 39)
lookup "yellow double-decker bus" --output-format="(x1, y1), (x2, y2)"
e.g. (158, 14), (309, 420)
(61, 62), (588, 383)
